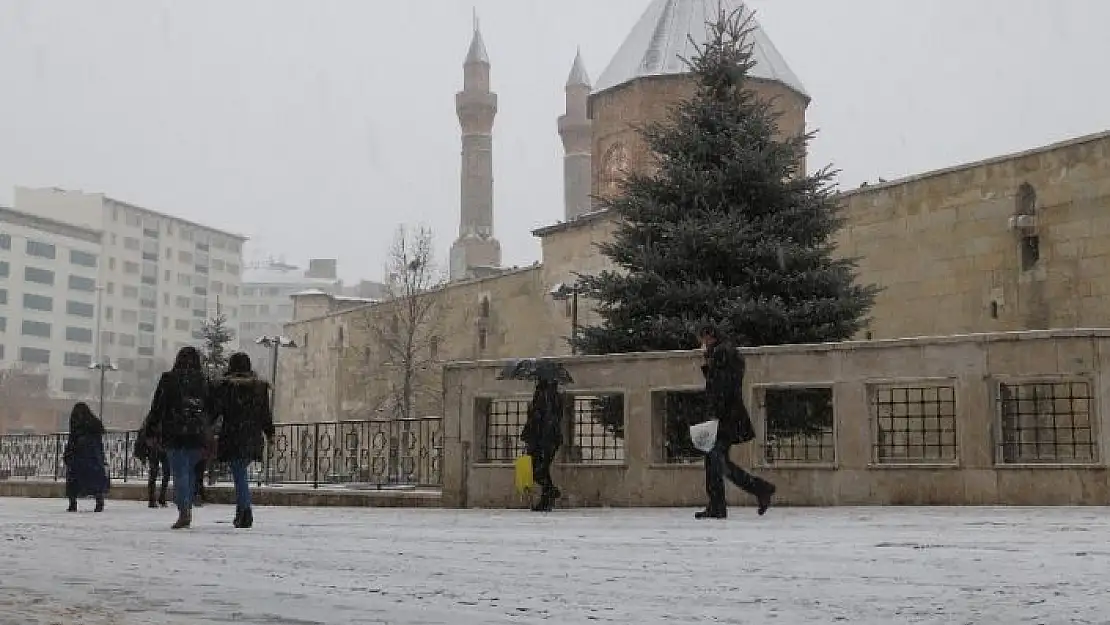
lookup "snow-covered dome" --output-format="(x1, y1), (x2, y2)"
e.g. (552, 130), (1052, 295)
(593, 0), (807, 98)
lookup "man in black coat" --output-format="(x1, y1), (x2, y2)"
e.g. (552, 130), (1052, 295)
(696, 324), (775, 520)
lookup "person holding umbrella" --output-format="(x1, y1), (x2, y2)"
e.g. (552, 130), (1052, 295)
(501, 359), (572, 512)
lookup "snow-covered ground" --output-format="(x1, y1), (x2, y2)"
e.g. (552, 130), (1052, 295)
(1, 499), (1108, 624)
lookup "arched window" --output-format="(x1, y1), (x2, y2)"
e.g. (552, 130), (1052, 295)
(1016, 182), (1036, 215)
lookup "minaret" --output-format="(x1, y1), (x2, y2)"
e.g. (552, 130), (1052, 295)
(559, 48), (593, 220)
(449, 18), (501, 281)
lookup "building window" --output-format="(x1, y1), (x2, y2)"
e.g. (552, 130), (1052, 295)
(21, 320), (52, 338)
(119, 334), (136, 347)
(124, 237), (140, 250)
(108, 257), (116, 270)
(175, 318), (191, 331)
(760, 386), (836, 465)
(123, 261), (140, 275)
(66, 300), (96, 318)
(22, 293), (53, 312)
(122, 286), (139, 299)
(106, 282), (114, 295)
(24, 267), (55, 285)
(0, 261), (8, 278)
(64, 352), (92, 368)
(479, 297), (490, 318)
(66, 326), (94, 343)
(100, 331), (114, 345)
(0, 233), (10, 250)
(177, 274), (192, 287)
(176, 296), (190, 309)
(478, 327), (487, 351)
(18, 346), (50, 364)
(0, 288), (6, 305)
(62, 378), (92, 394)
(212, 259), (225, 271)
(0, 316), (6, 332)
(121, 309), (138, 323)
(68, 275), (97, 292)
(69, 249), (98, 267)
(429, 336), (440, 361)
(998, 380), (1096, 464)
(1020, 236), (1040, 271)
(25, 240), (56, 259)
(871, 384), (958, 464)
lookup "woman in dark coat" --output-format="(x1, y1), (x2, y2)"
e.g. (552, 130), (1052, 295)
(520, 378), (564, 512)
(212, 352), (274, 529)
(64, 402), (110, 512)
(146, 346), (214, 529)
(695, 324), (775, 520)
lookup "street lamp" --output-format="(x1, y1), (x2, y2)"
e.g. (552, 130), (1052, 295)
(550, 282), (580, 355)
(89, 284), (118, 419)
(88, 359), (119, 419)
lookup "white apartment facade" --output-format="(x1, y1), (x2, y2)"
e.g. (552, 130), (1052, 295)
(0, 207), (103, 399)
(4, 187), (246, 408)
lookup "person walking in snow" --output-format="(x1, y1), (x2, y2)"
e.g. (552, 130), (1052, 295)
(695, 323), (775, 519)
(211, 352), (274, 529)
(521, 378), (564, 512)
(145, 346), (214, 529)
(64, 402), (110, 513)
(134, 414), (170, 508)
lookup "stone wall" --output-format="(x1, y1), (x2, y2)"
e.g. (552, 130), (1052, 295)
(443, 329), (1110, 508)
(279, 266), (566, 423)
(838, 130), (1110, 339)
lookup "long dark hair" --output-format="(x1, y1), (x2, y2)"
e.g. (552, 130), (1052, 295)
(226, 352), (253, 376)
(172, 346), (202, 372)
(69, 402), (105, 436)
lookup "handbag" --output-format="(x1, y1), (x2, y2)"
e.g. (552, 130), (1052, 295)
(514, 455), (535, 494)
(689, 419), (720, 453)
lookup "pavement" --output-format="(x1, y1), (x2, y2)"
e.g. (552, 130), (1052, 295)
(1, 498), (1108, 624)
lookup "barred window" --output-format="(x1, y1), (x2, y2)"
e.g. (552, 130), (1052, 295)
(564, 394), (624, 464)
(761, 387), (835, 464)
(479, 398), (528, 463)
(655, 389), (707, 464)
(998, 380), (1096, 464)
(872, 384), (957, 464)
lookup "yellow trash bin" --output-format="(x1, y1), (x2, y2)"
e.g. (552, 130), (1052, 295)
(514, 455), (535, 495)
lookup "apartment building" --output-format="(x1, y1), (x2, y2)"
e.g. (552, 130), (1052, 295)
(0, 207), (103, 400)
(3, 187), (246, 417)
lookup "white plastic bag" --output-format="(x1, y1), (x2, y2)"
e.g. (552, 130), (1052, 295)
(689, 419), (719, 453)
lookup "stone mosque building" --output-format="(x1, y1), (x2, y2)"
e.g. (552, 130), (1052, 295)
(277, 0), (1110, 424)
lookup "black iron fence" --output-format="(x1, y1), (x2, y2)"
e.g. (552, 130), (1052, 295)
(0, 417), (444, 489)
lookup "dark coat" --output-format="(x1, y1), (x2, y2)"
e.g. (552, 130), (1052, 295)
(146, 370), (215, 450)
(701, 340), (756, 445)
(133, 415), (167, 464)
(521, 383), (564, 453)
(64, 409), (110, 498)
(212, 372), (275, 462)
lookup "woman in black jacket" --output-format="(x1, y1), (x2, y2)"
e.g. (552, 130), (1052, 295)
(64, 402), (110, 512)
(520, 378), (564, 512)
(145, 346), (214, 529)
(212, 352), (274, 528)
(695, 324), (775, 520)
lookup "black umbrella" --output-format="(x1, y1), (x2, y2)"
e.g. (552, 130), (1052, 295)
(497, 359), (574, 384)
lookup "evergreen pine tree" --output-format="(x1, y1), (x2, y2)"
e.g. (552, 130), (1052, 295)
(573, 8), (878, 356)
(200, 311), (235, 377)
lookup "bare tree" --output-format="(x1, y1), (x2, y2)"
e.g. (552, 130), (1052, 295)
(364, 225), (446, 421)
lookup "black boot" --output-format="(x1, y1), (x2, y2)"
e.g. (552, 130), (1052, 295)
(695, 505), (727, 520)
(158, 487), (168, 507)
(66, 499), (77, 513)
(171, 509), (192, 530)
(531, 490), (554, 512)
(94, 497), (105, 513)
(240, 507), (253, 529)
(148, 499), (159, 509)
(233, 507), (243, 528)
(756, 483), (775, 516)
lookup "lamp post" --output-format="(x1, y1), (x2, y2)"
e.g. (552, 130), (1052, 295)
(89, 285), (118, 419)
(255, 335), (297, 420)
(550, 282), (580, 355)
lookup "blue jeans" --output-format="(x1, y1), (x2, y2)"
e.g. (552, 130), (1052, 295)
(167, 448), (203, 512)
(230, 459), (252, 509)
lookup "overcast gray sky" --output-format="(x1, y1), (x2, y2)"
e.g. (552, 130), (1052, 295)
(1, 0), (1108, 282)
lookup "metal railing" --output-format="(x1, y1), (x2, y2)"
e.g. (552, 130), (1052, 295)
(0, 417), (444, 489)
